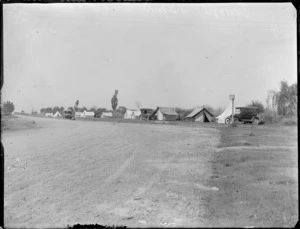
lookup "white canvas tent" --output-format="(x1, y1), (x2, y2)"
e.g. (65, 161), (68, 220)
(124, 109), (134, 119)
(124, 109), (141, 119)
(75, 112), (83, 117)
(53, 111), (62, 118)
(45, 113), (53, 117)
(81, 110), (95, 118)
(101, 112), (112, 118)
(216, 103), (241, 124)
(132, 110), (141, 119)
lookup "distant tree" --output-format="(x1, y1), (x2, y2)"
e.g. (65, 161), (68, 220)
(45, 107), (53, 113)
(96, 108), (106, 113)
(118, 106), (127, 112)
(111, 90), (118, 111)
(176, 107), (193, 120)
(59, 106), (65, 113)
(74, 100), (79, 112)
(2, 101), (15, 115)
(78, 106), (87, 112)
(213, 106), (225, 117)
(53, 106), (60, 114)
(68, 107), (74, 112)
(21, 110), (25, 113)
(202, 104), (215, 115)
(201, 104), (224, 116)
(95, 108), (107, 118)
(266, 90), (278, 110)
(247, 100), (265, 113)
(90, 106), (97, 112)
(269, 81), (297, 117)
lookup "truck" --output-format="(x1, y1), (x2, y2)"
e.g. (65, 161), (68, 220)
(64, 110), (75, 120)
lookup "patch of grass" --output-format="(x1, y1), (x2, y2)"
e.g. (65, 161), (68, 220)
(2, 115), (39, 132)
(280, 117), (297, 126)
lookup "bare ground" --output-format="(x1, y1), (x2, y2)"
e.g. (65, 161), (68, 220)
(2, 115), (298, 227)
(3, 115), (219, 228)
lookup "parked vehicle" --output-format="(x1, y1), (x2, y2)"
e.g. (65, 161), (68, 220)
(225, 106), (259, 125)
(64, 110), (75, 120)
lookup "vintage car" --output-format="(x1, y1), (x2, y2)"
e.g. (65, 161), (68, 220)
(64, 110), (75, 120)
(225, 106), (259, 125)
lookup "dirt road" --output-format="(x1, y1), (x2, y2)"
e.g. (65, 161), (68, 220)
(3, 116), (220, 228)
(3, 115), (298, 227)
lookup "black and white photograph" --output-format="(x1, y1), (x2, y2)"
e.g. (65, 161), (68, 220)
(1, 2), (298, 228)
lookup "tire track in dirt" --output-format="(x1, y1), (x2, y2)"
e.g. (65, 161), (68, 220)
(103, 148), (136, 185)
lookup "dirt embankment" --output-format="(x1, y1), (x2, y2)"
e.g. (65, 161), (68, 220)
(206, 125), (298, 227)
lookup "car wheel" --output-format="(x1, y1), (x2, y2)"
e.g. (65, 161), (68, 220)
(225, 118), (230, 124)
(252, 118), (259, 125)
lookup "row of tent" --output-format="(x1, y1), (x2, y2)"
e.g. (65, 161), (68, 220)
(45, 110), (96, 118)
(140, 103), (239, 124)
(43, 103), (237, 124)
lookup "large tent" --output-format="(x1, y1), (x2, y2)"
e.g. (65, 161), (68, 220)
(124, 109), (142, 119)
(132, 110), (141, 119)
(45, 113), (53, 117)
(101, 112), (112, 118)
(216, 103), (241, 124)
(53, 111), (62, 118)
(75, 111), (83, 117)
(81, 110), (95, 118)
(150, 107), (178, 121)
(124, 109), (134, 119)
(184, 107), (214, 122)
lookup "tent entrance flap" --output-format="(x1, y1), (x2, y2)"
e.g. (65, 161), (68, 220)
(205, 111), (213, 122)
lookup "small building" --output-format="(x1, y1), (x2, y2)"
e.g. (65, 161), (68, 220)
(150, 107), (178, 121)
(140, 108), (154, 120)
(53, 111), (62, 118)
(81, 110), (95, 118)
(101, 112), (113, 118)
(45, 113), (53, 117)
(184, 107), (214, 122)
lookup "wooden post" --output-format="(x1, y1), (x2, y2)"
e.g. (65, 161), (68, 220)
(229, 95), (235, 124)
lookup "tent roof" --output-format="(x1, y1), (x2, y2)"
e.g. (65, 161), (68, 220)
(185, 107), (214, 118)
(157, 107), (178, 116)
(236, 106), (258, 109)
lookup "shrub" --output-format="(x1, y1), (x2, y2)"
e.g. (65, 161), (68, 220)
(280, 117), (297, 126)
(2, 101), (15, 115)
(258, 109), (282, 124)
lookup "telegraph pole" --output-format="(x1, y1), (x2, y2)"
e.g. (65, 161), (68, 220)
(229, 95), (235, 124)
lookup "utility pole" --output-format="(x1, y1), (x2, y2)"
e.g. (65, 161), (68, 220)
(229, 95), (235, 124)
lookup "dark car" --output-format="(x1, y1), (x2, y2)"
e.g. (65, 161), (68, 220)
(64, 110), (75, 120)
(225, 106), (259, 125)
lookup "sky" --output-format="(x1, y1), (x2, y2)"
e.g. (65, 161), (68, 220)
(2, 3), (297, 113)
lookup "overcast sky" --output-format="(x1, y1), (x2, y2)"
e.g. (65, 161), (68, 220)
(2, 3), (297, 113)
